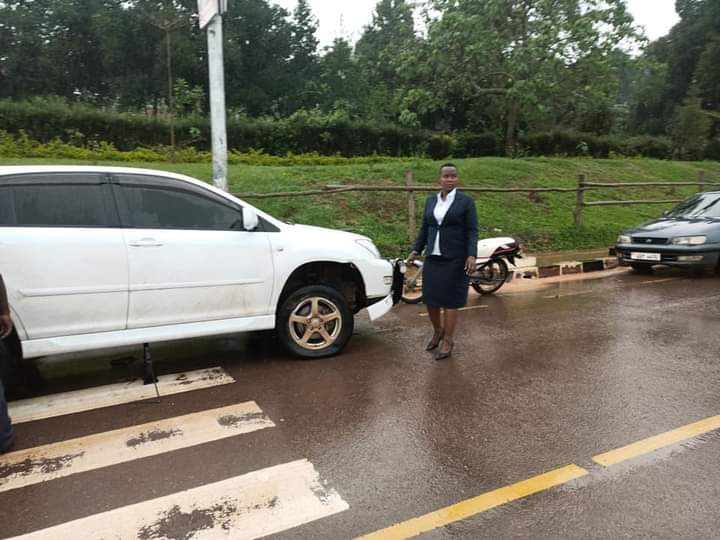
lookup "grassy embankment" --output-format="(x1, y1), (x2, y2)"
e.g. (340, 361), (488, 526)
(3, 156), (720, 256)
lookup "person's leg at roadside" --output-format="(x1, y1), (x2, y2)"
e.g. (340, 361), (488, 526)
(0, 378), (14, 453)
(436, 308), (458, 359)
(425, 305), (444, 350)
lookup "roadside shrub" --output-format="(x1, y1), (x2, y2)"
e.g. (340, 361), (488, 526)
(453, 132), (500, 158)
(0, 99), (694, 161)
(703, 138), (720, 161)
(428, 133), (454, 160)
(620, 136), (673, 160)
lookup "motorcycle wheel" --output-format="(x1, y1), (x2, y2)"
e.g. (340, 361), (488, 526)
(401, 260), (424, 304)
(471, 258), (509, 295)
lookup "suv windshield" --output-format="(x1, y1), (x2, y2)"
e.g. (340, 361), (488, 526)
(666, 193), (720, 219)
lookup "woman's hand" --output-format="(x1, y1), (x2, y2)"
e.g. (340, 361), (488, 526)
(406, 251), (418, 264)
(464, 256), (477, 274)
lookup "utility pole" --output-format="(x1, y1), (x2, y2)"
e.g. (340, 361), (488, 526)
(199, 0), (228, 191)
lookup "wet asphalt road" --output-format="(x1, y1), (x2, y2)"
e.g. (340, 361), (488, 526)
(2, 268), (720, 539)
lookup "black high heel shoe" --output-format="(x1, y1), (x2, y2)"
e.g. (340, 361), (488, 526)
(434, 338), (454, 360)
(425, 329), (445, 351)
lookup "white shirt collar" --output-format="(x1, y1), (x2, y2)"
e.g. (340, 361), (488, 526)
(437, 188), (457, 205)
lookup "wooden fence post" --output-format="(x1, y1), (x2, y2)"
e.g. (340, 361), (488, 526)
(406, 170), (416, 242)
(574, 174), (585, 226)
(698, 170), (705, 192)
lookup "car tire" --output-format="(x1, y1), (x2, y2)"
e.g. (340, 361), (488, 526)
(277, 285), (354, 358)
(630, 263), (653, 274)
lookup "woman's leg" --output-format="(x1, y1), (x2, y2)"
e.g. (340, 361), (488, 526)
(426, 306), (444, 340)
(439, 309), (458, 354)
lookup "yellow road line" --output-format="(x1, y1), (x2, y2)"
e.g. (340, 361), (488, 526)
(593, 415), (720, 467)
(356, 465), (588, 540)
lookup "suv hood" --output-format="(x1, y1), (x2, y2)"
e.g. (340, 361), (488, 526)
(288, 223), (369, 243)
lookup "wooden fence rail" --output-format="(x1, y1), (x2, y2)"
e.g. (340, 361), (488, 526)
(232, 170), (719, 238)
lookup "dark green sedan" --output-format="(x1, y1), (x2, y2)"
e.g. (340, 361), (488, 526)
(615, 191), (720, 275)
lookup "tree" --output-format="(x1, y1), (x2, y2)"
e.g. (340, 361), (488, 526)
(401, 0), (639, 153)
(631, 0), (720, 137)
(284, 0), (320, 113)
(671, 96), (711, 160)
(355, 0), (418, 122)
(315, 38), (366, 115)
(222, 0), (294, 116)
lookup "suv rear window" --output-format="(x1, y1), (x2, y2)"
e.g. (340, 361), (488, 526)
(13, 184), (107, 227)
(0, 173), (109, 227)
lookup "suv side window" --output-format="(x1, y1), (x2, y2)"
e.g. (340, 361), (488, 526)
(3, 174), (108, 227)
(113, 175), (244, 230)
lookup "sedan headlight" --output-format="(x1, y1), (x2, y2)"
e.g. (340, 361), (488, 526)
(356, 238), (381, 258)
(672, 236), (706, 245)
(616, 235), (631, 244)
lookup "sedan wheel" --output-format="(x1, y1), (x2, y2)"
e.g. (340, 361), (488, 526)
(278, 285), (353, 358)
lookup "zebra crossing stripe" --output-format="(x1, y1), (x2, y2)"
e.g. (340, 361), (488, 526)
(9, 367), (235, 424)
(0, 401), (274, 493)
(8, 459), (349, 540)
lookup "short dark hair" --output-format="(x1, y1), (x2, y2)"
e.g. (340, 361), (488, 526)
(439, 162), (457, 173)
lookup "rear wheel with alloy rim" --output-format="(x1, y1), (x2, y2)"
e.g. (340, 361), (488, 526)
(277, 285), (353, 358)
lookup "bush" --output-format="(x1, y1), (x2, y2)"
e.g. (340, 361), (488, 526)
(705, 138), (720, 161)
(619, 136), (673, 160)
(519, 130), (613, 158)
(0, 98), (429, 158)
(0, 98), (693, 161)
(453, 132), (500, 158)
(428, 134), (454, 160)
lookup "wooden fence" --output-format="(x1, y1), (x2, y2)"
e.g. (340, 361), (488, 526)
(234, 171), (719, 240)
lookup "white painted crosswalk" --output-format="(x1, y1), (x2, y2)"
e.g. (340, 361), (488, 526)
(9, 460), (348, 540)
(9, 367), (235, 424)
(0, 401), (274, 493)
(2, 368), (350, 539)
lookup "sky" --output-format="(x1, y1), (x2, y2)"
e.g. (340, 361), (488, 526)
(273, 0), (681, 48)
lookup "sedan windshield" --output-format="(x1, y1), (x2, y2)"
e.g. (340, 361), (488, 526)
(666, 193), (720, 219)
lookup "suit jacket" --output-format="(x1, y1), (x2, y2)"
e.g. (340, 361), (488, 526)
(413, 191), (478, 259)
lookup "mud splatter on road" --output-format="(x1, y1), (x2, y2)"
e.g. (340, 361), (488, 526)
(0, 452), (85, 480)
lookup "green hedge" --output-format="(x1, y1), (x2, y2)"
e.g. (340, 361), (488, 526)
(0, 98), (699, 161)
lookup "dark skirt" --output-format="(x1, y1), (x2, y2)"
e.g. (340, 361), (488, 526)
(423, 256), (469, 309)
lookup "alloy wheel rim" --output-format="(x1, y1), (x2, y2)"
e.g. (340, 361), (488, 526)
(288, 296), (342, 350)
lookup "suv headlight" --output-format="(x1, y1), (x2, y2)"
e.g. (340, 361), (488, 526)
(672, 236), (706, 245)
(617, 235), (631, 244)
(356, 238), (381, 258)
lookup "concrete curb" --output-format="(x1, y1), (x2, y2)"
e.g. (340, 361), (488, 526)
(507, 255), (618, 283)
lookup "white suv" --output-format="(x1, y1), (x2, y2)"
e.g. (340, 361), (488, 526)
(0, 166), (396, 379)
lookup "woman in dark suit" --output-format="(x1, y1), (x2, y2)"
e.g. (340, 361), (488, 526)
(407, 163), (478, 360)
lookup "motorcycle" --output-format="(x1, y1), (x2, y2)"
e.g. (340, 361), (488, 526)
(401, 237), (522, 304)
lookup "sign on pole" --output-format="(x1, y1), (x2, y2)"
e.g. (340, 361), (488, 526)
(198, 0), (219, 30)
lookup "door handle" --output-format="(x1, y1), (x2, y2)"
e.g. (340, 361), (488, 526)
(129, 238), (164, 248)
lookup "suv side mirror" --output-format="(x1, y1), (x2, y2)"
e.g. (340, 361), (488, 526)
(243, 207), (259, 231)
